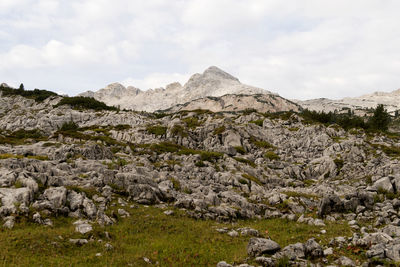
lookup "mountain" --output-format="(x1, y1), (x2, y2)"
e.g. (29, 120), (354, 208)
(295, 88), (400, 114)
(2, 85), (400, 265)
(80, 66), (280, 112)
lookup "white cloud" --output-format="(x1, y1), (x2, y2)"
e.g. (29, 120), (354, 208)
(1, 0), (400, 99)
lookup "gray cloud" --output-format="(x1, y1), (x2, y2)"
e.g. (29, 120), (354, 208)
(1, 0), (400, 99)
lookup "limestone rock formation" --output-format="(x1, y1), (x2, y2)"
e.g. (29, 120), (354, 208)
(80, 66), (284, 112)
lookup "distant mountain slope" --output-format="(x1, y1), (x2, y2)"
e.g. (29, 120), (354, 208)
(80, 66), (284, 112)
(295, 89), (400, 114)
(162, 94), (301, 113)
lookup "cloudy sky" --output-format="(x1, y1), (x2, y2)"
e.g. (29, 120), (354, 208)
(1, 0), (400, 100)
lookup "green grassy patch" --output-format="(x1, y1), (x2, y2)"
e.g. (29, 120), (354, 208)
(249, 120), (263, 127)
(249, 137), (275, 149)
(264, 151), (280, 161)
(241, 173), (262, 185)
(234, 157), (256, 168)
(0, 84), (58, 102)
(0, 129), (47, 145)
(146, 125), (167, 136)
(54, 96), (117, 111)
(170, 125), (188, 137)
(182, 117), (202, 129)
(213, 125), (226, 135)
(234, 146), (246, 154)
(0, 205), (354, 266)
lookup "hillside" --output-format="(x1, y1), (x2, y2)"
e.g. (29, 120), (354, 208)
(162, 94), (301, 113)
(1, 87), (400, 266)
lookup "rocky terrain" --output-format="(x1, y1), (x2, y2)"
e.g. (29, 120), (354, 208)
(2, 85), (400, 266)
(162, 93), (301, 113)
(80, 66), (281, 112)
(295, 89), (400, 115)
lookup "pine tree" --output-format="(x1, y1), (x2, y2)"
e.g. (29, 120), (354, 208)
(368, 104), (391, 131)
(19, 83), (24, 91)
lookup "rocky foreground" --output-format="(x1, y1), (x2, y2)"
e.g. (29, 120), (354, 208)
(1, 92), (400, 266)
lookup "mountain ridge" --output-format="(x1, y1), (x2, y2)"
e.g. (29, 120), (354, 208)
(295, 88), (400, 114)
(80, 66), (275, 112)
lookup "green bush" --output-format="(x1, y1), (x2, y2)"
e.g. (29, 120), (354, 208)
(264, 151), (280, 161)
(234, 146), (246, 154)
(151, 142), (183, 154)
(195, 161), (206, 167)
(249, 119), (263, 127)
(12, 129), (43, 139)
(113, 124), (131, 131)
(170, 125), (188, 137)
(213, 125), (226, 135)
(59, 121), (79, 132)
(250, 137), (275, 149)
(368, 104), (391, 131)
(241, 173), (262, 185)
(199, 151), (223, 162)
(334, 158), (344, 172)
(146, 125), (167, 136)
(170, 178), (181, 191)
(182, 117), (201, 129)
(54, 96), (117, 111)
(234, 157), (256, 168)
(0, 84), (58, 102)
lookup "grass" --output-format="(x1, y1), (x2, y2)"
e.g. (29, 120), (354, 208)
(54, 96), (118, 111)
(54, 128), (124, 147)
(334, 158), (344, 173)
(0, 84), (58, 102)
(234, 157), (256, 168)
(234, 146), (246, 154)
(264, 151), (280, 161)
(170, 177), (181, 191)
(146, 125), (167, 136)
(170, 125), (188, 137)
(0, 205), (353, 266)
(241, 173), (262, 185)
(213, 126), (226, 135)
(0, 129), (47, 145)
(249, 119), (263, 127)
(60, 121), (79, 131)
(249, 137), (275, 149)
(0, 154), (48, 161)
(182, 117), (202, 129)
(282, 191), (319, 200)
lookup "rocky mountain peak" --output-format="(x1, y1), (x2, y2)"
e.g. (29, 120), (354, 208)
(79, 66), (274, 111)
(203, 66), (239, 82)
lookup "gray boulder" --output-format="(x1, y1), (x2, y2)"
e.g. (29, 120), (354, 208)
(73, 220), (93, 234)
(43, 186), (67, 210)
(304, 238), (323, 259)
(247, 238), (280, 257)
(318, 194), (343, 216)
(372, 177), (394, 193)
(335, 256), (355, 266)
(385, 243), (400, 262)
(280, 242), (305, 260)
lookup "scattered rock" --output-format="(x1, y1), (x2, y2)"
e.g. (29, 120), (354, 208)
(247, 238), (281, 257)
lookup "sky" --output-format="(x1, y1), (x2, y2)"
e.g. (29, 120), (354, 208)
(1, 0), (400, 100)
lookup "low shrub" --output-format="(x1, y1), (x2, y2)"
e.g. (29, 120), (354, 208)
(146, 125), (167, 136)
(54, 96), (117, 111)
(264, 151), (280, 161)
(0, 84), (58, 102)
